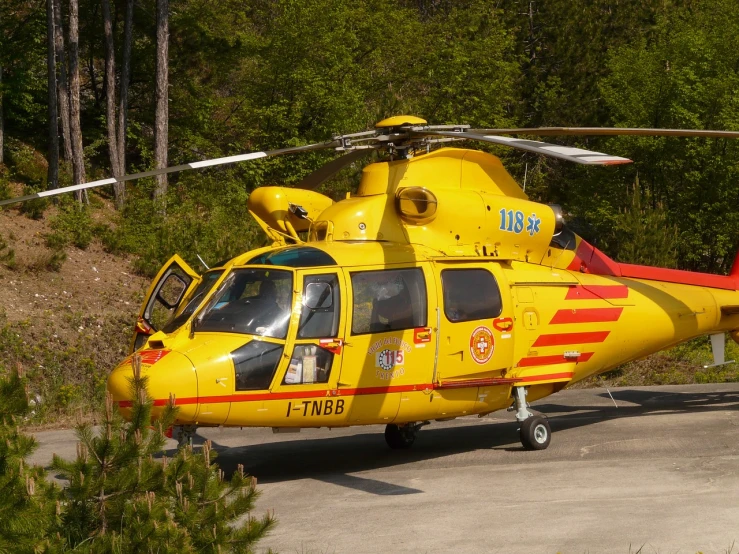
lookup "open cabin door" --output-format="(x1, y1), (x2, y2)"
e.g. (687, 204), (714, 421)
(130, 254), (201, 352)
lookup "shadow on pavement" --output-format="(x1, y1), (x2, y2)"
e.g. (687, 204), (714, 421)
(171, 387), (739, 488)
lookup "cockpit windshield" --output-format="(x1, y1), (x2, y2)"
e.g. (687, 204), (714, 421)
(196, 268), (293, 338)
(162, 270), (224, 333)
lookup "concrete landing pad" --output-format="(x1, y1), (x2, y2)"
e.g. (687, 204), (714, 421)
(30, 384), (739, 553)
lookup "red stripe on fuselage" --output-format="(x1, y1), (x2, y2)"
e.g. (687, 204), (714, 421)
(550, 307), (623, 324)
(532, 331), (610, 347)
(116, 373), (575, 408)
(518, 352), (594, 367)
(118, 383), (437, 408)
(565, 285), (629, 300)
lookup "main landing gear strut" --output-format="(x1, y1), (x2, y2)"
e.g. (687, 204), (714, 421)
(385, 421), (429, 449)
(511, 386), (551, 450)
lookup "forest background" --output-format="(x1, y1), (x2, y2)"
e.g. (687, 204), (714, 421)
(2, 0), (739, 420)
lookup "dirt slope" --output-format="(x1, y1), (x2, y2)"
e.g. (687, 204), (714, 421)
(0, 206), (150, 423)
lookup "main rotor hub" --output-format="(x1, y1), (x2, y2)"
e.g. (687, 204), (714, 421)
(375, 115), (428, 129)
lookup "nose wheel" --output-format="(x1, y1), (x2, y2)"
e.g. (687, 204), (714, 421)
(512, 386), (551, 451)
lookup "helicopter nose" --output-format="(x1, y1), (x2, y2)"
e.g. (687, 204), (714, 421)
(107, 350), (198, 422)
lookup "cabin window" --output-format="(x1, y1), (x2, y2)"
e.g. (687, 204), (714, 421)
(441, 269), (502, 322)
(162, 270), (224, 333)
(247, 247), (337, 267)
(282, 344), (334, 385)
(197, 269), (293, 338)
(231, 341), (284, 390)
(350, 268), (427, 335)
(298, 274), (340, 338)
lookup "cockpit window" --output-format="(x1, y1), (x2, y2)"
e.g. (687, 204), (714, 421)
(247, 247), (336, 267)
(196, 269), (293, 338)
(162, 270), (224, 333)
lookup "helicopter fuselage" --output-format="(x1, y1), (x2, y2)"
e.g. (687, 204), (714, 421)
(108, 147), (739, 440)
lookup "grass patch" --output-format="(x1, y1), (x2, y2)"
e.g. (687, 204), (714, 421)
(577, 335), (739, 388)
(0, 308), (133, 423)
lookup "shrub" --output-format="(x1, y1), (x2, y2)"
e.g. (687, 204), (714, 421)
(50, 356), (276, 552)
(46, 204), (96, 250)
(0, 368), (56, 554)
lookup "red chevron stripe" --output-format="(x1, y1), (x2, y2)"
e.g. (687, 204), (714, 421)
(533, 331), (610, 347)
(550, 307), (623, 324)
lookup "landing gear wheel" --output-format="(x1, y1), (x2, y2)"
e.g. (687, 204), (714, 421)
(385, 424), (416, 449)
(519, 416), (551, 450)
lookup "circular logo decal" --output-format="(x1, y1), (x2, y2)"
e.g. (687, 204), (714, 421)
(377, 349), (395, 370)
(469, 326), (495, 365)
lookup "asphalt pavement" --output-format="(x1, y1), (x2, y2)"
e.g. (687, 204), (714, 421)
(29, 383), (739, 554)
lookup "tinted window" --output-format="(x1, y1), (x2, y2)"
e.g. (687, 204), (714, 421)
(298, 274), (340, 338)
(351, 268), (427, 335)
(231, 341), (283, 390)
(247, 247), (336, 267)
(283, 344), (334, 385)
(162, 270), (224, 333)
(197, 269), (292, 338)
(144, 266), (194, 331)
(441, 269), (502, 322)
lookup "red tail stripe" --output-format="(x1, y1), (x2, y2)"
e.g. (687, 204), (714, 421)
(518, 352), (594, 367)
(550, 307), (623, 324)
(565, 285), (628, 300)
(532, 331), (610, 347)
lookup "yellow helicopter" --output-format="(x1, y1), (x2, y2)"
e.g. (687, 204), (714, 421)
(5, 115), (739, 451)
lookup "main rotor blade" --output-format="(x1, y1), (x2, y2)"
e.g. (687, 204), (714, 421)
(296, 149), (373, 191)
(0, 140), (340, 207)
(411, 130), (632, 165)
(469, 127), (739, 138)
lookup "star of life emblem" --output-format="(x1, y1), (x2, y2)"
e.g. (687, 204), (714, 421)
(469, 326), (495, 365)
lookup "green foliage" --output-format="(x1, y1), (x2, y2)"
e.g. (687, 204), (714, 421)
(0, 167), (10, 202)
(5, 139), (46, 190)
(0, 234), (15, 269)
(582, 334), (739, 388)
(0, 362), (275, 552)
(51, 356), (275, 552)
(46, 204), (97, 250)
(597, 0), (739, 271)
(0, 310), (130, 420)
(101, 173), (263, 277)
(615, 177), (678, 268)
(25, 248), (66, 273)
(0, 368), (56, 554)
(18, 186), (48, 221)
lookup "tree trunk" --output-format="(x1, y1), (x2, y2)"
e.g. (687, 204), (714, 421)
(101, 0), (124, 207)
(47, 0), (59, 190)
(53, 0), (73, 167)
(69, 0), (87, 203)
(153, 0), (169, 201)
(0, 66), (4, 166)
(117, 0), (134, 178)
